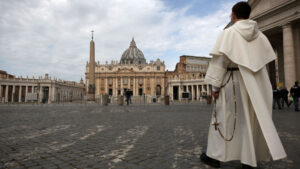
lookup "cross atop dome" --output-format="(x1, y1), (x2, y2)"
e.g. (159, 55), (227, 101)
(130, 37), (136, 47)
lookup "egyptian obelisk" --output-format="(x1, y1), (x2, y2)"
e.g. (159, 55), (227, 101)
(88, 30), (95, 101)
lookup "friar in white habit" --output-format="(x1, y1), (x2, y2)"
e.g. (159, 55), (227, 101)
(200, 2), (287, 169)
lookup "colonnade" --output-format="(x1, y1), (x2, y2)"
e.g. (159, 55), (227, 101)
(169, 83), (211, 101)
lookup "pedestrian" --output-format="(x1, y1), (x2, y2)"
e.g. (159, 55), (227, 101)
(125, 90), (131, 105)
(201, 2), (286, 169)
(280, 86), (290, 108)
(290, 81), (300, 111)
(129, 89), (133, 104)
(273, 86), (281, 109)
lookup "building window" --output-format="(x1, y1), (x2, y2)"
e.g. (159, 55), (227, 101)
(109, 89), (113, 96)
(139, 78), (143, 85)
(123, 78), (128, 85)
(157, 77), (160, 84)
(157, 66), (160, 71)
(108, 78), (113, 85)
(156, 85), (161, 96)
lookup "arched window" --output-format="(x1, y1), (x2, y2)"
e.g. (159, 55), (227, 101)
(156, 85), (161, 96)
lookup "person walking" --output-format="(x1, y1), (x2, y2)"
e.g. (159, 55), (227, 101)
(290, 81), (300, 111)
(273, 86), (281, 110)
(125, 90), (131, 106)
(200, 2), (286, 169)
(129, 89), (133, 104)
(280, 87), (290, 108)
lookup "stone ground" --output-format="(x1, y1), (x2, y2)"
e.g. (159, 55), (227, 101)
(0, 103), (299, 169)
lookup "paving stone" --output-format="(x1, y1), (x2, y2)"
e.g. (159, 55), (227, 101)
(0, 103), (298, 169)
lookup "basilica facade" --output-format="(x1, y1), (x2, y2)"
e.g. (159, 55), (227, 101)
(85, 37), (211, 103)
(85, 38), (166, 102)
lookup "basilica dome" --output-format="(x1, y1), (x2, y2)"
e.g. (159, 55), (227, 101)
(120, 38), (146, 64)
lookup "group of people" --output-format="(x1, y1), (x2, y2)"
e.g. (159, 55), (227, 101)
(273, 81), (300, 111)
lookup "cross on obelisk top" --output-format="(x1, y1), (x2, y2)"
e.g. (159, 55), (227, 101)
(91, 30), (94, 40)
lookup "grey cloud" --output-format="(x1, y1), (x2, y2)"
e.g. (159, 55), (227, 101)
(0, 0), (237, 81)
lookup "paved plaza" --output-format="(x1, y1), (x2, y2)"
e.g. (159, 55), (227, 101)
(0, 103), (299, 169)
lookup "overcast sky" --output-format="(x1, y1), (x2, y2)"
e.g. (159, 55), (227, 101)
(0, 0), (240, 82)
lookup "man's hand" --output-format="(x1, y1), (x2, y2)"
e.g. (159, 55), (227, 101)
(212, 91), (219, 100)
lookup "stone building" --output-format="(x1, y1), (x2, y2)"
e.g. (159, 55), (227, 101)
(85, 38), (166, 102)
(248, 0), (300, 89)
(0, 71), (85, 103)
(166, 56), (211, 101)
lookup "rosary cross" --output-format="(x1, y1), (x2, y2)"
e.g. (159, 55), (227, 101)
(213, 121), (219, 131)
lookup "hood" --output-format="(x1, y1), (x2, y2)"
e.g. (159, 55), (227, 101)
(233, 20), (259, 42)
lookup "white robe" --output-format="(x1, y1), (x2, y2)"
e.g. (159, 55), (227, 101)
(204, 20), (286, 167)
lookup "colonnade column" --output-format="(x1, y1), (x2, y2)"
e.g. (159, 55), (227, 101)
(207, 84), (210, 96)
(196, 85), (199, 100)
(39, 86), (43, 103)
(25, 86), (28, 102)
(18, 86), (22, 103)
(283, 23), (296, 89)
(12, 85), (15, 103)
(5, 85), (8, 103)
(179, 85), (182, 101)
(0, 85), (2, 102)
(191, 85), (194, 100)
(0, 85), (2, 98)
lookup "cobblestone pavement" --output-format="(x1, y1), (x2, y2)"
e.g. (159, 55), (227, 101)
(0, 103), (299, 169)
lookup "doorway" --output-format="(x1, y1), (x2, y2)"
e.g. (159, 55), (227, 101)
(173, 86), (178, 100)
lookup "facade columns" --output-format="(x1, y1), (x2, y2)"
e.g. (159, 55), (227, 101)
(283, 24), (296, 89)
(133, 77), (136, 96)
(105, 78), (108, 94)
(120, 77), (123, 95)
(151, 77), (155, 96)
(114, 77), (117, 96)
(128, 77), (130, 91)
(169, 84), (172, 100)
(143, 77), (146, 95)
(162, 77), (165, 96)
